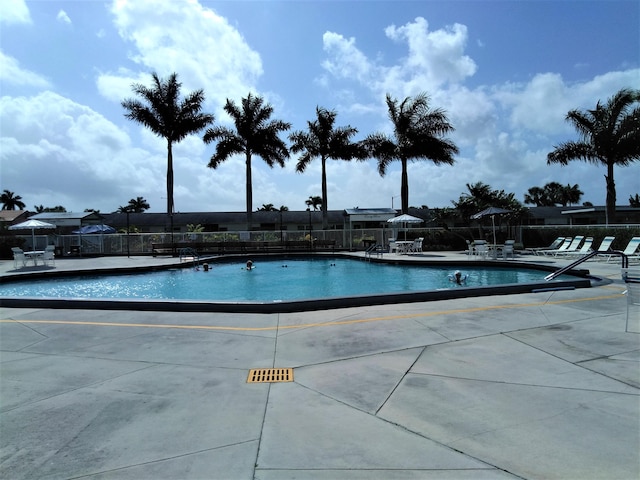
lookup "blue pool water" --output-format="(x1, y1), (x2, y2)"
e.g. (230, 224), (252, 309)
(0, 257), (571, 302)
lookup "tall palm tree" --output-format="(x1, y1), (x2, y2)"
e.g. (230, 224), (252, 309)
(203, 93), (290, 229)
(122, 72), (214, 217)
(290, 107), (366, 229)
(547, 88), (640, 223)
(1, 190), (26, 210)
(365, 93), (458, 214)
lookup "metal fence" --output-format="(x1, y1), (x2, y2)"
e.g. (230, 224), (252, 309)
(11, 223), (640, 256)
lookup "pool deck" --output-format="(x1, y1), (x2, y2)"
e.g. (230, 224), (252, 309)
(1, 252), (638, 479)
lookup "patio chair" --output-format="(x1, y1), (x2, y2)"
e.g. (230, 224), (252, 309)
(12, 247), (26, 269)
(525, 237), (564, 256)
(408, 237), (423, 254)
(472, 240), (489, 259)
(465, 240), (473, 257)
(502, 240), (516, 260)
(43, 245), (56, 267)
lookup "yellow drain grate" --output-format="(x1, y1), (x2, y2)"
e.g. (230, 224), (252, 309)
(247, 368), (293, 383)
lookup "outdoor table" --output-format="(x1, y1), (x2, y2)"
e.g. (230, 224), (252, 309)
(24, 250), (45, 266)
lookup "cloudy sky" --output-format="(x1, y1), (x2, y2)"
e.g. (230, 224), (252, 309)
(1, 0), (638, 215)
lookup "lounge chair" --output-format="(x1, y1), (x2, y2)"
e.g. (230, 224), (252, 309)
(561, 237), (593, 258)
(540, 237), (572, 256)
(543, 236), (584, 257)
(526, 237), (564, 256)
(12, 247), (26, 269)
(589, 236), (616, 260)
(604, 236), (640, 263)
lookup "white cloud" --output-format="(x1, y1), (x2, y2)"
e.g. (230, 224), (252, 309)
(384, 17), (477, 88)
(95, 68), (152, 103)
(0, 91), (163, 212)
(0, 50), (51, 89)
(321, 32), (373, 83)
(319, 18), (639, 208)
(322, 17), (478, 101)
(102, 0), (263, 111)
(494, 68), (640, 135)
(0, 0), (31, 25)
(56, 10), (71, 25)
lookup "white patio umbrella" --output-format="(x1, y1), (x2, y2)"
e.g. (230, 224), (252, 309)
(387, 214), (423, 240)
(9, 219), (56, 250)
(471, 207), (511, 248)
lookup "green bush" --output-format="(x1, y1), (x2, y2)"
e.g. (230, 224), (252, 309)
(0, 235), (26, 259)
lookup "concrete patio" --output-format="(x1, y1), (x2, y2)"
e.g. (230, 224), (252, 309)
(1, 252), (638, 479)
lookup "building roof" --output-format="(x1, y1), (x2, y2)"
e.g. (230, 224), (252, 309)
(31, 211), (104, 226)
(103, 210), (346, 228)
(0, 210), (30, 223)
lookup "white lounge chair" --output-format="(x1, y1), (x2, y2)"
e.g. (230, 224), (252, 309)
(590, 236), (616, 260)
(562, 237), (593, 258)
(12, 247), (26, 269)
(605, 237), (640, 263)
(539, 237), (570, 256)
(526, 237), (564, 256)
(543, 236), (584, 257)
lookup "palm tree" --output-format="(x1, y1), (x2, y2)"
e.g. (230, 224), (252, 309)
(290, 107), (366, 229)
(305, 195), (322, 211)
(119, 196), (150, 213)
(524, 186), (551, 206)
(1, 190), (26, 210)
(560, 184), (583, 206)
(364, 93), (458, 214)
(203, 93), (290, 229)
(547, 88), (640, 223)
(257, 203), (277, 211)
(122, 72), (214, 217)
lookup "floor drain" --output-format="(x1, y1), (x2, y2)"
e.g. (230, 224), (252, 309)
(247, 368), (293, 383)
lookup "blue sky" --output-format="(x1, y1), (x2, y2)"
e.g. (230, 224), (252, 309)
(1, 0), (639, 214)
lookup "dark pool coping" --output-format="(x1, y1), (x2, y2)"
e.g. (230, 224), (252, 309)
(0, 253), (599, 313)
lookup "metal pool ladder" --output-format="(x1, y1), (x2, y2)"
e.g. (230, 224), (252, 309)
(179, 247), (200, 268)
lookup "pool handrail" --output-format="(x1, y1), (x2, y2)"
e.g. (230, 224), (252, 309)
(545, 250), (628, 281)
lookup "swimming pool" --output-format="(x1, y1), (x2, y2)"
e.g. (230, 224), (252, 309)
(0, 256), (592, 313)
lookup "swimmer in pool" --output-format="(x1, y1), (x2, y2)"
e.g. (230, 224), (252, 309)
(449, 270), (467, 285)
(246, 260), (254, 270)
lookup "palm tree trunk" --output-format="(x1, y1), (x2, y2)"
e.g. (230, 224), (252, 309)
(401, 158), (409, 214)
(246, 151), (253, 230)
(166, 140), (174, 215)
(321, 156), (328, 230)
(605, 161), (616, 225)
